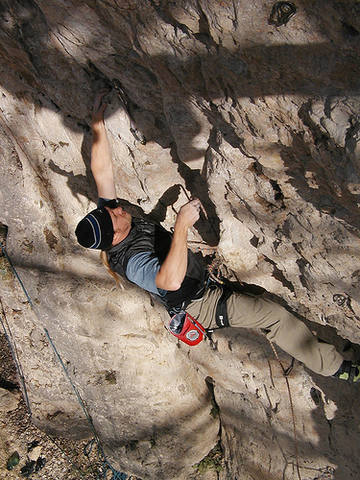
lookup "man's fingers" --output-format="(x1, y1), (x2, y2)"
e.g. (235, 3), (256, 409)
(178, 197), (208, 228)
(95, 88), (111, 100)
(93, 90), (111, 113)
(189, 198), (207, 219)
(189, 198), (200, 208)
(199, 202), (208, 220)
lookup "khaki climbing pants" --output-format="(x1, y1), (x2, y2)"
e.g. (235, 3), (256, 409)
(186, 287), (343, 377)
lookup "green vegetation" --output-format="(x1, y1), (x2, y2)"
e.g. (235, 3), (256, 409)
(0, 256), (13, 281)
(193, 443), (224, 474)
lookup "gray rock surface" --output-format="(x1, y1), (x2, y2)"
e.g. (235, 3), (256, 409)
(0, 387), (20, 412)
(0, 1), (360, 479)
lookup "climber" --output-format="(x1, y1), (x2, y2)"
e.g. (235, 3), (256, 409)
(75, 92), (359, 384)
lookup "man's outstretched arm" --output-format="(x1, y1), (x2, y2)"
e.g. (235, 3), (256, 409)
(155, 199), (201, 291)
(91, 92), (116, 200)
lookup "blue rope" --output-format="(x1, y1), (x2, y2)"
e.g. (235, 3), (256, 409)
(0, 302), (32, 413)
(43, 328), (101, 438)
(103, 462), (128, 480)
(84, 439), (128, 480)
(1, 243), (32, 412)
(0, 241), (128, 480)
(1, 243), (33, 306)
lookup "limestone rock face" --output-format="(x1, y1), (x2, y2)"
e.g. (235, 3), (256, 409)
(0, 387), (20, 412)
(0, 1), (360, 479)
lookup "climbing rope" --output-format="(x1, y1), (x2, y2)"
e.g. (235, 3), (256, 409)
(0, 241), (128, 480)
(198, 247), (302, 479)
(187, 220), (302, 480)
(0, 297), (31, 413)
(268, 340), (301, 480)
(1, 239), (304, 480)
(84, 440), (128, 480)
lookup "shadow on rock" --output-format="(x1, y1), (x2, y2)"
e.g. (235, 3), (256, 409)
(308, 371), (360, 480)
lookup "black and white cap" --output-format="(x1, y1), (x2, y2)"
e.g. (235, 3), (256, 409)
(75, 207), (114, 250)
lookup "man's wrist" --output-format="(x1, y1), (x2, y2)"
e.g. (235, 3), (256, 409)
(174, 217), (190, 233)
(91, 120), (105, 133)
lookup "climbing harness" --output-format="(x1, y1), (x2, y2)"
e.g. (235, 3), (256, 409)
(0, 241), (128, 480)
(167, 282), (234, 351)
(269, 1), (297, 27)
(207, 257), (225, 285)
(166, 255), (234, 346)
(214, 282), (232, 329)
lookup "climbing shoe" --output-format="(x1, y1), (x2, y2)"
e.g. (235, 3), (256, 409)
(333, 360), (360, 383)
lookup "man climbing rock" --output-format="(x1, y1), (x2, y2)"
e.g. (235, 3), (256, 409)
(75, 92), (359, 384)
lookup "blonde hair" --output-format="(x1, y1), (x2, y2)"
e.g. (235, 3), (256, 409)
(100, 250), (124, 289)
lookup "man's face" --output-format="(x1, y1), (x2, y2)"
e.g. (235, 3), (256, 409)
(105, 206), (132, 246)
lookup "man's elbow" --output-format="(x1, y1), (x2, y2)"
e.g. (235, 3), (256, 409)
(165, 282), (182, 291)
(158, 280), (182, 291)
(156, 273), (182, 291)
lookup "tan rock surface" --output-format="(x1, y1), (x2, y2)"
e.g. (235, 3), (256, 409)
(0, 1), (360, 479)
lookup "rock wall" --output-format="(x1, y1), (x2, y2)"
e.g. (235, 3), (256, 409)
(0, 1), (360, 479)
